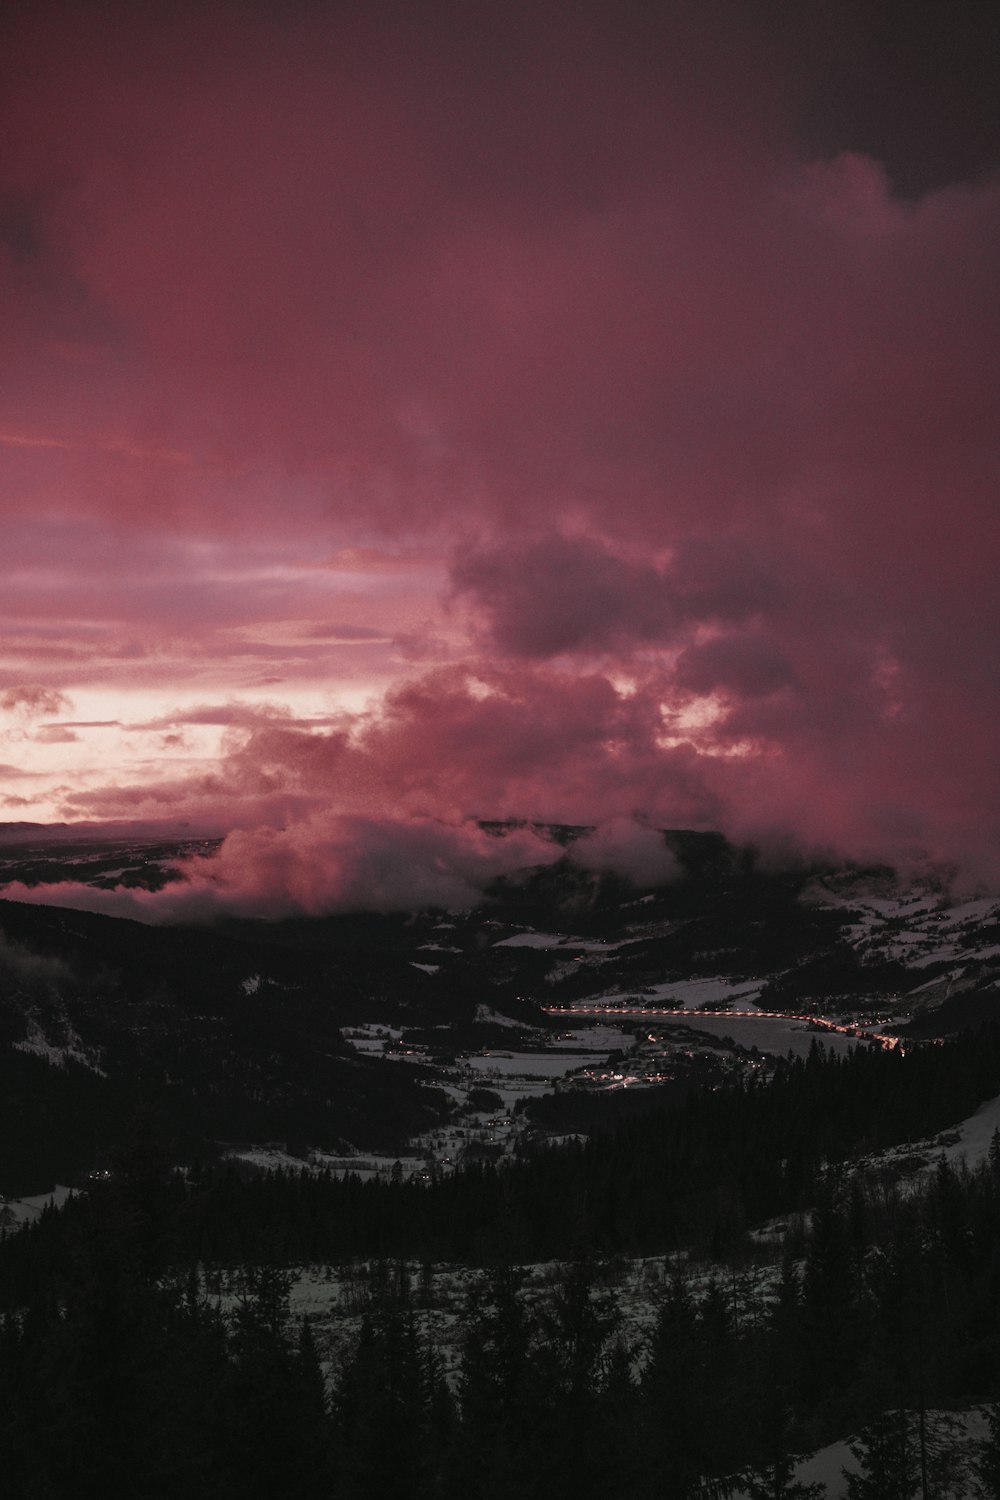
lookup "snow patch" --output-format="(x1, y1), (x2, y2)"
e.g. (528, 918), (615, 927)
(12, 1016), (106, 1075)
(473, 1004), (533, 1029)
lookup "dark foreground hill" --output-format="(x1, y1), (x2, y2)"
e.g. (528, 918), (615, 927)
(0, 898), (457, 1192)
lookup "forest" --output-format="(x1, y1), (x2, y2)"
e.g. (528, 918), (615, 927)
(4, 1030), (1000, 1495)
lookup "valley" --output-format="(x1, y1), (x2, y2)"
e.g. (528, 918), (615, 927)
(3, 826), (1000, 1198)
(5, 827), (1000, 1497)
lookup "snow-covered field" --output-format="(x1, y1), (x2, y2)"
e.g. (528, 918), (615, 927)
(546, 972), (769, 1015)
(935, 1089), (1000, 1169)
(638, 975), (769, 1010)
(0, 1183), (74, 1231)
(730, 1408), (990, 1500)
(463, 1049), (612, 1079)
(492, 930), (642, 952)
(817, 884), (1000, 974)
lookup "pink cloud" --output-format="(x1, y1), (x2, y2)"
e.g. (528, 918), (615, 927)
(54, 665), (717, 833)
(568, 819), (680, 889)
(0, 815), (564, 922)
(127, 703), (299, 732)
(451, 533), (788, 659)
(451, 535), (678, 658)
(33, 725), (79, 743)
(0, 2), (998, 886)
(673, 636), (797, 700)
(1, 687), (72, 718)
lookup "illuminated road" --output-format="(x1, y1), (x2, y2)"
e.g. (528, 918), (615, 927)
(541, 1005), (902, 1052)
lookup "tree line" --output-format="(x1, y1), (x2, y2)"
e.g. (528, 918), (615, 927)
(11, 1025), (1000, 1282)
(6, 1142), (1000, 1495)
(6, 1028), (1000, 1494)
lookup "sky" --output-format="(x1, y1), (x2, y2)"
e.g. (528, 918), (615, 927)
(2, 0), (1000, 914)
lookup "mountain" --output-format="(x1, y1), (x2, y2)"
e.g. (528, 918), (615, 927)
(2, 827), (1000, 1195)
(0, 897), (456, 1193)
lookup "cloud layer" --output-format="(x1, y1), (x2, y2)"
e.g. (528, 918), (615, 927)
(2, 1), (1000, 905)
(0, 815), (567, 921)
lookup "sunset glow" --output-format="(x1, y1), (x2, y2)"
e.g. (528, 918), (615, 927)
(3, 0), (1000, 911)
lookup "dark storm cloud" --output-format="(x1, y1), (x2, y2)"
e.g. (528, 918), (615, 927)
(2, 0), (1000, 908)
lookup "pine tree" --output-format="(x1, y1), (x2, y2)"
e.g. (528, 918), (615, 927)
(334, 1270), (433, 1500)
(988, 1129), (1000, 1184)
(641, 1271), (721, 1499)
(450, 1264), (541, 1500)
(537, 1260), (617, 1498)
(545, 1259), (616, 1406)
(597, 1337), (642, 1499)
(974, 1402), (1000, 1499)
(293, 1318), (335, 1488)
(743, 1449), (825, 1499)
(222, 1260), (336, 1498)
(844, 1408), (919, 1500)
(801, 1186), (864, 1411)
(423, 1338), (457, 1484)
